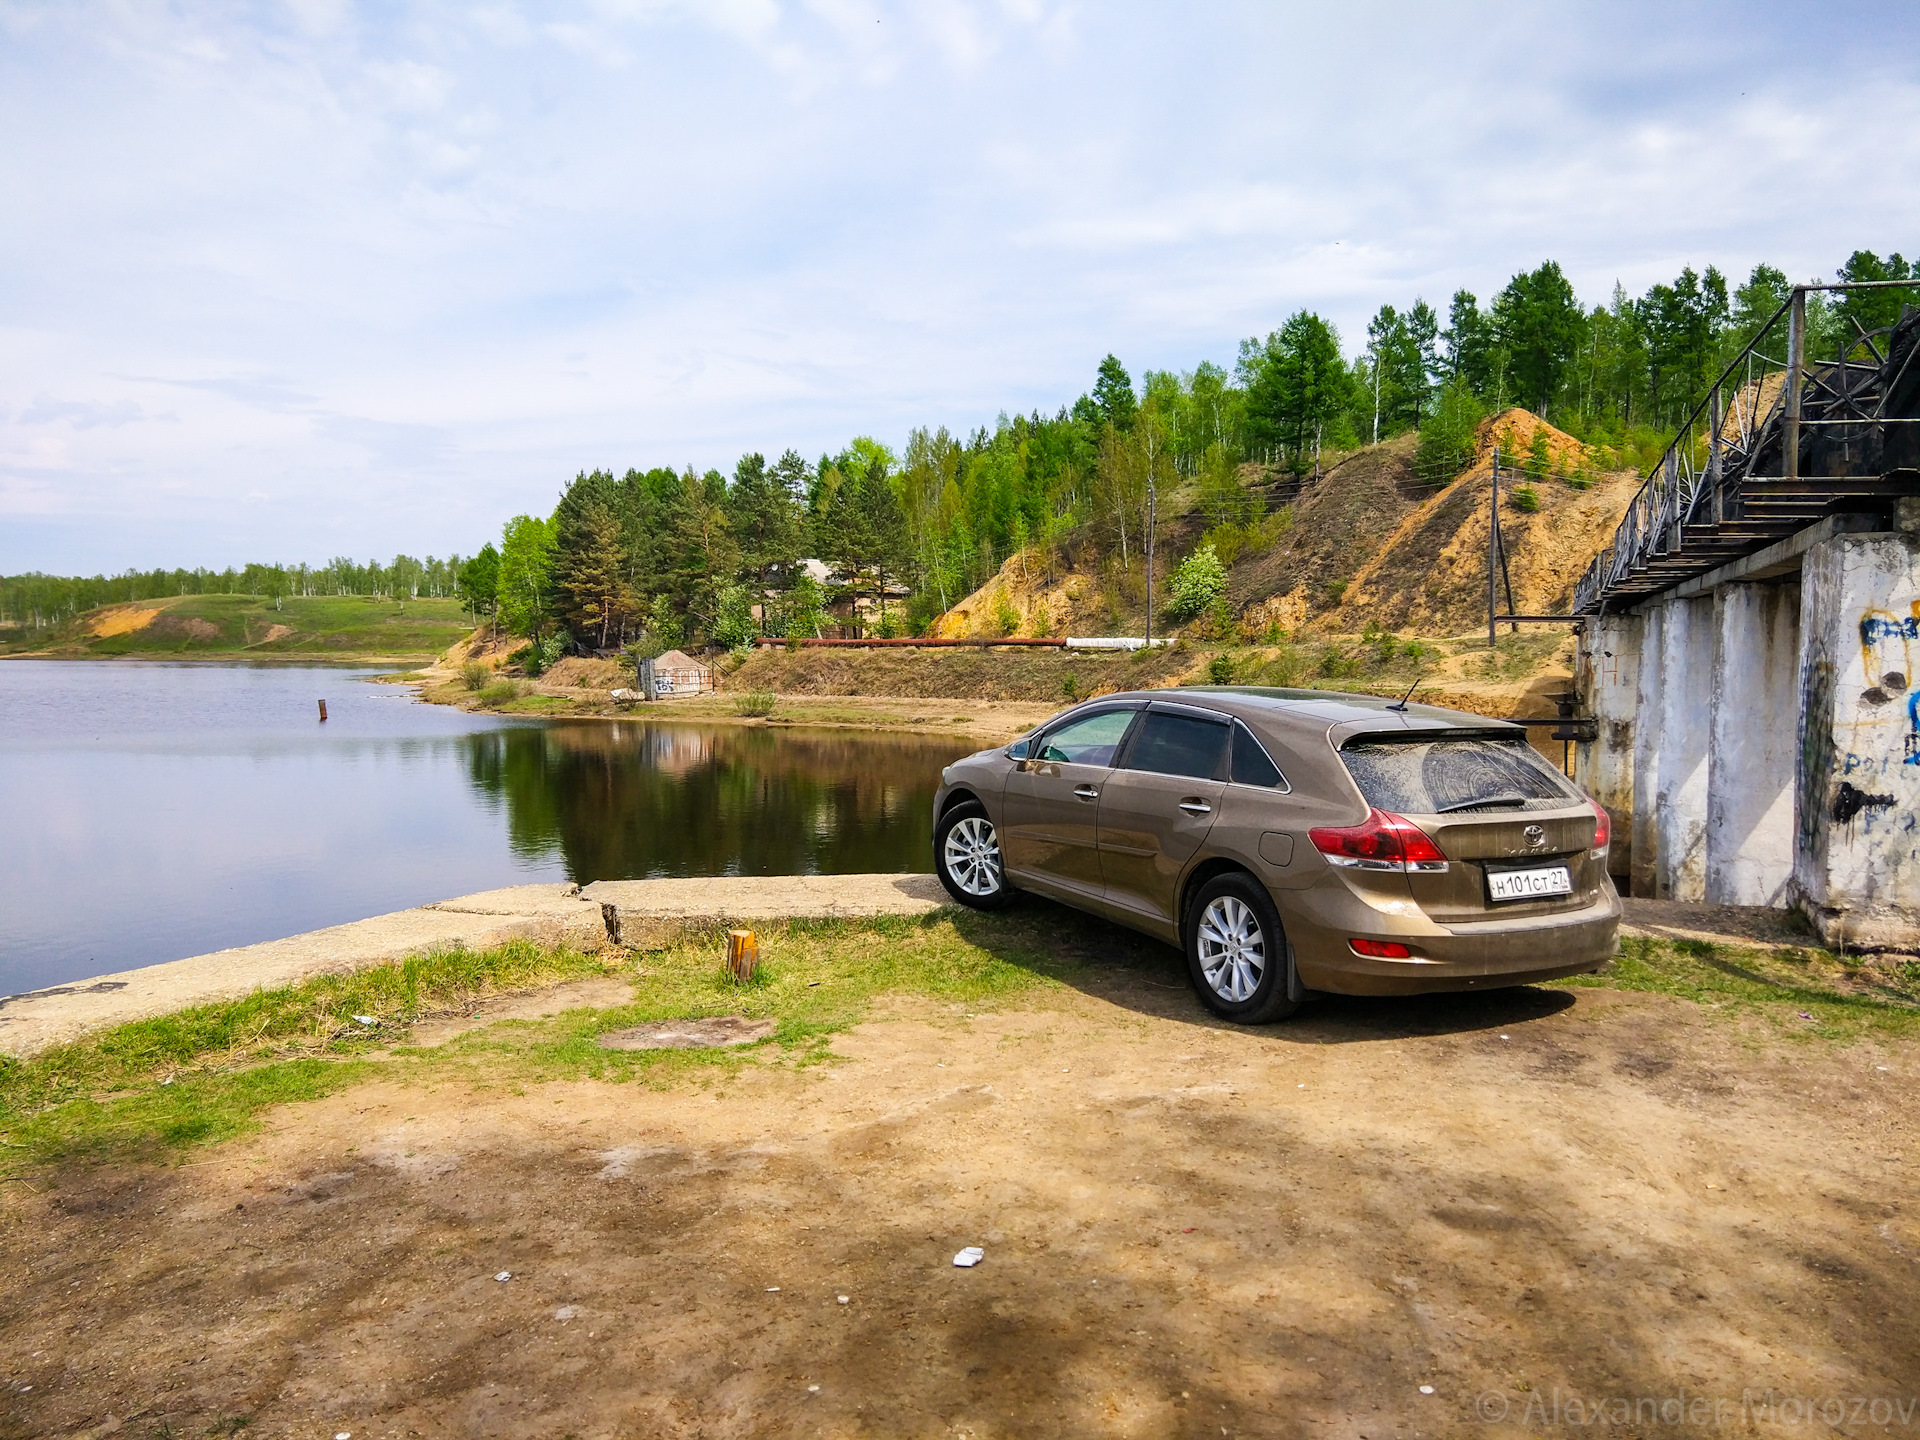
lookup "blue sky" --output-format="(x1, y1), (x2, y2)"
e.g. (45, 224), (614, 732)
(4, 0), (1917, 574)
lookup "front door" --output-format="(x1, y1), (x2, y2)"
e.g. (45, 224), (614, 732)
(1097, 706), (1230, 926)
(999, 707), (1139, 902)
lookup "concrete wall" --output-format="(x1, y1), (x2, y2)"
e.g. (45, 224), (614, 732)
(1652, 597), (1715, 901)
(1574, 613), (1641, 883)
(1575, 525), (1920, 945)
(1629, 605), (1665, 898)
(1791, 532), (1920, 947)
(1705, 582), (1800, 906)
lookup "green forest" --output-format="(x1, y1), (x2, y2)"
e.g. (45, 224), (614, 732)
(6, 249), (1913, 653)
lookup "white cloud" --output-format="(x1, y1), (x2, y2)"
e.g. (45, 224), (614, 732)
(3, 0), (1918, 572)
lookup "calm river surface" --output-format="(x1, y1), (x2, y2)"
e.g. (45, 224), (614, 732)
(0, 661), (979, 995)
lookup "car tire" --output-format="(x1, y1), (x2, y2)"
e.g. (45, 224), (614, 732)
(935, 800), (1017, 910)
(1183, 872), (1301, 1023)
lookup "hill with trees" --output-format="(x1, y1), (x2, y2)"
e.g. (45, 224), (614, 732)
(455, 247), (1913, 667)
(10, 248), (1912, 669)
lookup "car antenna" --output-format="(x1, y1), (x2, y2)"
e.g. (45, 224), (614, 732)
(1386, 669), (1424, 713)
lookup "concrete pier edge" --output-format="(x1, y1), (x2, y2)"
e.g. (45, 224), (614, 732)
(0, 874), (948, 1059)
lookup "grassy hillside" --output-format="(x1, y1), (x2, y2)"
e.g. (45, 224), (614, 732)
(0, 593), (475, 662)
(933, 411), (1638, 647)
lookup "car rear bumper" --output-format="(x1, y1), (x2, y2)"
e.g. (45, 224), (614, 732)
(1284, 885), (1621, 997)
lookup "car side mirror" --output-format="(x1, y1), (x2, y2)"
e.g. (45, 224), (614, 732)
(1006, 737), (1033, 763)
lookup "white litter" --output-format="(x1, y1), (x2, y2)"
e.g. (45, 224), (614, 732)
(336, 1433), (352, 1439)
(352, 1015), (378, 1026)
(837, 1295), (850, 1304)
(495, 1271), (512, 1282)
(766, 1286), (780, 1292)
(1419, 1385), (1435, 1395)
(808, 1385), (820, 1393)
(952, 1246), (985, 1268)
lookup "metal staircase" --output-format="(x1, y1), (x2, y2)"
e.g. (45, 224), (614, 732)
(1573, 283), (1920, 615)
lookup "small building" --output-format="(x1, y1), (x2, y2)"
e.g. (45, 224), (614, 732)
(651, 649), (712, 695)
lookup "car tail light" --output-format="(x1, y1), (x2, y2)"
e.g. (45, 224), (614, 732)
(1588, 798), (1611, 855)
(1309, 808), (1449, 873)
(1350, 938), (1414, 958)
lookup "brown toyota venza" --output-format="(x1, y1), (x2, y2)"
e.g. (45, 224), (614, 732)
(932, 687), (1620, 1023)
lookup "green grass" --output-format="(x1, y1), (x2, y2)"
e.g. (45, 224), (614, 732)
(9, 914), (1914, 1172)
(5, 593), (475, 660)
(1564, 934), (1920, 1041)
(0, 939), (606, 1165)
(0, 913), (1071, 1169)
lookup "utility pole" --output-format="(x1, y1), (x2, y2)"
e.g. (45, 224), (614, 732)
(1487, 447), (1500, 649)
(1371, 347), (1382, 445)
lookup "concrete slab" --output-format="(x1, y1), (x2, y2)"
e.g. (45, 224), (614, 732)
(0, 884), (606, 1059)
(583, 873), (948, 949)
(0, 876), (954, 1059)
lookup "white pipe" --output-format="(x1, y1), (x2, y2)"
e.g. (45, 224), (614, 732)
(1064, 637), (1173, 651)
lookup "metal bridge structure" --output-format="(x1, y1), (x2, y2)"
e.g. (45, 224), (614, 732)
(1570, 284), (1920, 947)
(1574, 285), (1920, 616)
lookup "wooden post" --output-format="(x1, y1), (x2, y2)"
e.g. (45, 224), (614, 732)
(318, 699), (328, 722)
(1487, 447), (1500, 648)
(726, 929), (758, 983)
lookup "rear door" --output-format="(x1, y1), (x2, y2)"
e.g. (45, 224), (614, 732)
(1096, 703), (1230, 926)
(1337, 731), (1607, 922)
(999, 706), (1140, 903)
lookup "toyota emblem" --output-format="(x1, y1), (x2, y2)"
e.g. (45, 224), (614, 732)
(1523, 824), (1546, 847)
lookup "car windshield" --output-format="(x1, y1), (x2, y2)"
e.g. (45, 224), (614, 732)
(1340, 735), (1577, 815)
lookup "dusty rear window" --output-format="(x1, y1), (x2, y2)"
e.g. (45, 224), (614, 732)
(1340, 735), (1576, 815)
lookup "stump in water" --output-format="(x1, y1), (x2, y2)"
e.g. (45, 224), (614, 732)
(726, 929), (758, 983)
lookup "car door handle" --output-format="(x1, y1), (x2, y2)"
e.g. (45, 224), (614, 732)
(1074, 785), (1100, 800)
(1178, 799), (1211, 815)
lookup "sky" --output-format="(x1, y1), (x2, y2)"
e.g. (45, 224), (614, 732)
(4, 0), (1918, 575)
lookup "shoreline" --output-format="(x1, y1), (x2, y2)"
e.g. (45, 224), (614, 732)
(0, 879), (1822, 1060)
(0, 875), (948, 1058)
(0, 650), (436, 668)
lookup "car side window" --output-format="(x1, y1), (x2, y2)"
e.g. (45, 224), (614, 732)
(1036, 709), (1136, 766)
(1122, 711), (1229, 780)
(1230, 722), (1287, 789)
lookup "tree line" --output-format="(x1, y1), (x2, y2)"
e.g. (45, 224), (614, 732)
(12, 247), (1910, 649)
(467, 247), (1913, 654)
(0, 555), (467, 630)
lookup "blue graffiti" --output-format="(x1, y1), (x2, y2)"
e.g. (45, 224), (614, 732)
(1862, 615), (1920, 643)
(1909, 692), (1920, 765)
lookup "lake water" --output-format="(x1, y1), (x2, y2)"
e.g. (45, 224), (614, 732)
(0, 661), (980, 995)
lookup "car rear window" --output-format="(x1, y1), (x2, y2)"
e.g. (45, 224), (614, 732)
(1340, 735), (1576, 815)
(1124, 712), (1228, 780)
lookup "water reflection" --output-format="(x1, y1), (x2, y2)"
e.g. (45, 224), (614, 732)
(0, 659), (986, 991)
(463, 721), (980, 879)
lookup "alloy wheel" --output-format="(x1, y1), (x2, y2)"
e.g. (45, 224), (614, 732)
(943, 816), (1004, 897)
(1196, 894), (1265, 1002)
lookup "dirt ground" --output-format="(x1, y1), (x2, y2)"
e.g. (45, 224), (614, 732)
(5, 951), (1917, 1439)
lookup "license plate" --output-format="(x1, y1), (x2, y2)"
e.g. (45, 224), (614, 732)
(1487, 865), (1572, 903)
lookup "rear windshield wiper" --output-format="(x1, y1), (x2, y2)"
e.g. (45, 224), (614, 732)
(1435, 794), (1531, 814)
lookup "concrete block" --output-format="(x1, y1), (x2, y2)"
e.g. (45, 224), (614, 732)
(1653, 597), (1715, 901)
(1631, 604), (1666, 898)
(1792, 532), (1920, 947)
(1705, 582), (1800, 905)
(1575, 612), (1641, 882)
(583, 873), (948, 950)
